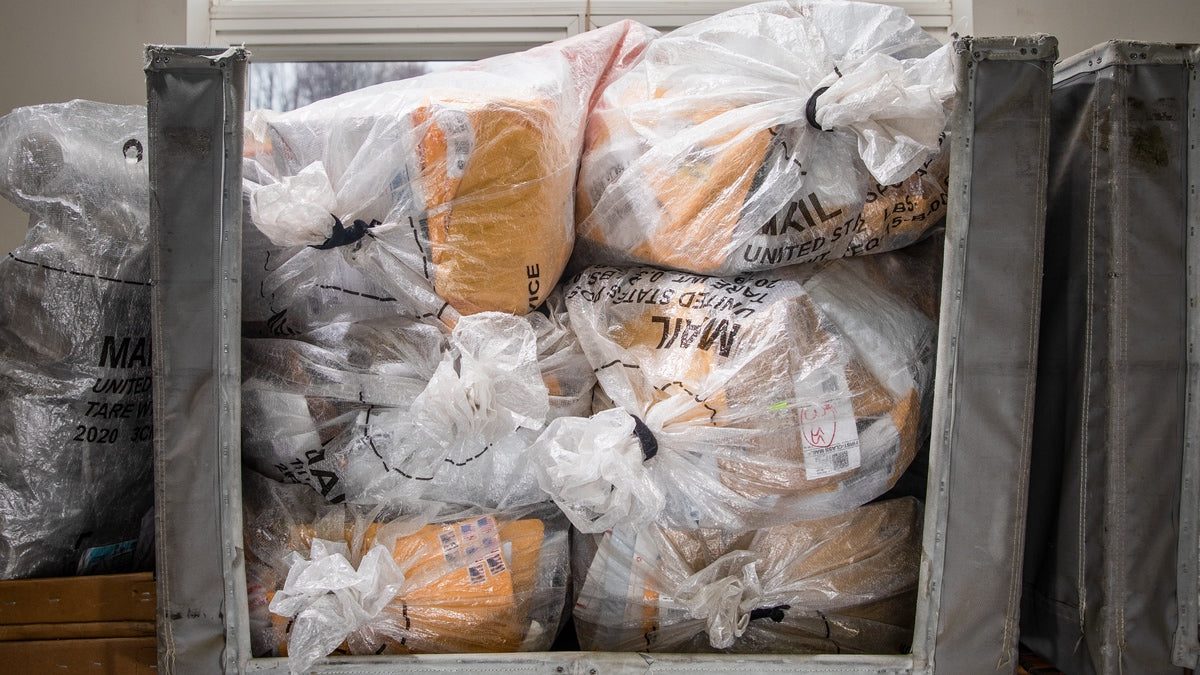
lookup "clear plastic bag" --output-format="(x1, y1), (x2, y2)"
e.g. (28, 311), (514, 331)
(240, 175), (408, 339)
(242, 291), (595, 509)
(0, 100), (153, 578)
(531, 235), (942, 533)
(573, 496), (922, 653)
(573, 0), (954, 276)
(243, 20), (658, 325)
(243, 472), (571, 673)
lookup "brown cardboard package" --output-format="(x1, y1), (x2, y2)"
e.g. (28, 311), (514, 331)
(0, 572), (155, 673)
(573, 498), (921, 653)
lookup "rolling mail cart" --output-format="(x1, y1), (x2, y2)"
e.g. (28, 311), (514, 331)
(146, 32), (1056, 674)
(1021, 40), (1200, 675)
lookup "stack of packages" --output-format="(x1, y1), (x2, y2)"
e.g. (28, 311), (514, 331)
(533, 0), (953, 655)
(239, 0), (955, 667)
(0, 101), (154, 579)
(238, 19), (658, 672)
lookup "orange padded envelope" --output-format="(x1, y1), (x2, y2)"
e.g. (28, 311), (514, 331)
(274, 515), (548, 655)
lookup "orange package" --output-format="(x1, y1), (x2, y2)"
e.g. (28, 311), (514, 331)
(573, 1), (954, 277)
(263, 507), (570, 668)
(244, 21), (658, 323)
(410, 94), (572, 315)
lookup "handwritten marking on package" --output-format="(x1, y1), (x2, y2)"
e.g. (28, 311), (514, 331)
(800, 376), (861, 480)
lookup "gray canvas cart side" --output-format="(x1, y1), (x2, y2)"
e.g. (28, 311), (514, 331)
(1020, 40), (1200, 675)
(146, 35), (1055, 675)
(146, 46), (248, 675)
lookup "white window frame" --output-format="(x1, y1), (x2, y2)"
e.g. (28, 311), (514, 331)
(188, 0), (969, 62)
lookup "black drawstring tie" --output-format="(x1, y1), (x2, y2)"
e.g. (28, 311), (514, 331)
(805, 87), (832, 131)
(806, 66), (842, 132)
(631, 415), (659, 461)
(748, 604), (790, 623)
(310, 215), (378, 250)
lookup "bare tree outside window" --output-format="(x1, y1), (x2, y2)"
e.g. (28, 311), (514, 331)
(248, 61), (469, 111)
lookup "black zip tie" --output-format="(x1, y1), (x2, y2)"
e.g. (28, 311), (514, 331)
(748, 604), (790, 623)
(805, 87), (832, 131)
(631, 415), (658, 461)
(310, 215), (378, 250)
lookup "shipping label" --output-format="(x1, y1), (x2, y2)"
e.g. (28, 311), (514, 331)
(799, 367), (861, 480)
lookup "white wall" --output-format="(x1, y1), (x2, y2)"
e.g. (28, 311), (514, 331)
(0, 0), (186, 256)
(0, 0), (1196, 256)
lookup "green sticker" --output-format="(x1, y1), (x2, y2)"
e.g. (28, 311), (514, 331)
(768, 401), (788, 411)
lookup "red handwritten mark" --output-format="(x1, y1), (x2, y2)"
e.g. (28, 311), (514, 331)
(802, 402), (838, 448)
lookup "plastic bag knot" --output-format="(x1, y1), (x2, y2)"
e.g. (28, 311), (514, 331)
(812, 45), (956, 184)
(530, 408), (666, 533)
(398, 313), (550, 462)
(268, 540), (405, 674)
(673, 550), (770, 649)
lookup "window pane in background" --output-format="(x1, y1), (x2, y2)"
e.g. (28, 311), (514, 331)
(248, 61), (469, 111)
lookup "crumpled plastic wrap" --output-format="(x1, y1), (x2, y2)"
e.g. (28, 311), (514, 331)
(243, 472), (571, 673)
(572, 496), (921, 653)
(573, 0), (954, 276)
(242, 291), (596, 509)
(243, 20), (658, 325)
(530, 235), (941, 533)
(0, 100), (153, 578)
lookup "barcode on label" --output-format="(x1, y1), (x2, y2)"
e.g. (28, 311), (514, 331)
(804, 440), (861, 480)
(820, 373), (840, 394)
(435, 108), (475, 180)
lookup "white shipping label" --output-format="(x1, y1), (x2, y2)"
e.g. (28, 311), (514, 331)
(800, 368), (861, 480)
(433, 107), (475, 180)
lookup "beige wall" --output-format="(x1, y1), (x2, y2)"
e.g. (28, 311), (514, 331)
(973, 0), (1200, 59)
(0, 0), (1197, 256)
(0, 0), (186, 255)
